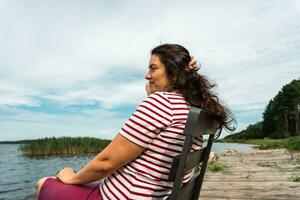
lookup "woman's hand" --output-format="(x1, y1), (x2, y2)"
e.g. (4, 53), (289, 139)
(56, 167), (76, 184)
(188, 56), (198, 71)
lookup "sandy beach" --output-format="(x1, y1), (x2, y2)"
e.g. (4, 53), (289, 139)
(200, 149), (300, 200)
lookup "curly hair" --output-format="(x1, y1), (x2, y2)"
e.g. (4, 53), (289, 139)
(151, 44), (236, 133)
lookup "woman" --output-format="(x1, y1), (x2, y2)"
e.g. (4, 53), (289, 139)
(36, 44), (235, 200)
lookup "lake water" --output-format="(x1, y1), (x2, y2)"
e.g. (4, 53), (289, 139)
(0, 143), (253, 200)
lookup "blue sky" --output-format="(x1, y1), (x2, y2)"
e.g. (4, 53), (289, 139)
(1, 0), (300, 140)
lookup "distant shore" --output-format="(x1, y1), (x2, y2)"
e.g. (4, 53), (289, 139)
(17, 137), (111, 156)
(0, 140), (35, 144)
(219, 135), (300, 152)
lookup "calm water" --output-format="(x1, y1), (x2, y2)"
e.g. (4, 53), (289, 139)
(0, 143), (253, 200)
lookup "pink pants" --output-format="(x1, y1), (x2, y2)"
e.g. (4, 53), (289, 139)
(38, 178), (102, 200)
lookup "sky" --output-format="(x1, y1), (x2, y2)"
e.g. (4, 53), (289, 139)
(1, 0), (300, 141)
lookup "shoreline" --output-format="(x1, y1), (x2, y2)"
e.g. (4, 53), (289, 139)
(220, 136), (300, 152)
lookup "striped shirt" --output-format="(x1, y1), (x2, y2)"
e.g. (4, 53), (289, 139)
(99, 92), (203, 200)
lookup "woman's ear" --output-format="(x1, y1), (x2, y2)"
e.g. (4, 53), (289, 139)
(172, 76), (176, 83)
(169, 76), (176, 89)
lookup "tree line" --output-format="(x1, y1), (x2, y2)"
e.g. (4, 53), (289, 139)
(225, 79), (300, 140)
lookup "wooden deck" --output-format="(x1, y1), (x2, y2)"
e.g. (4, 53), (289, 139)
(200, 149), (300, 200)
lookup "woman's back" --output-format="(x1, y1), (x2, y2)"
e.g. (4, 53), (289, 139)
(100, 92), (203, 200)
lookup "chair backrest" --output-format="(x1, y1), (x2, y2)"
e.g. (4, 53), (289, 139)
(168, 106), (218, 200)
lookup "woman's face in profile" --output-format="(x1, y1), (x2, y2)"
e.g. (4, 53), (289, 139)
(145, 54), (172, 94)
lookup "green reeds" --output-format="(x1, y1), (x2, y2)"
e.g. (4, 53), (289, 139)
(19, 137), (111, 156)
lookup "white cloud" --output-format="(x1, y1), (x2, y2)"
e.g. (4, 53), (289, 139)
(43, 79), (146, 108)
(0, 105), (129, 140)
(0, 0), (300, 139)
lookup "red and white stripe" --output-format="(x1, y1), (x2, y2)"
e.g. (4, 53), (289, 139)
(99, 92), (203, 200)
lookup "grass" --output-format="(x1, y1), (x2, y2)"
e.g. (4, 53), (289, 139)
(193, 161), (229, 173)
(294, 166), (300, 170)
(256, 161), (282, 170)
(19, 137), (111, 156)
(208, 161), (228, 172)
(291, 175), (300, 182)
(245, 172), (252, 179)
(222, 136), (300, 152)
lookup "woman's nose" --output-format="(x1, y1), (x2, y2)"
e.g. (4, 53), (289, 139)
(145, 72), (151, 80)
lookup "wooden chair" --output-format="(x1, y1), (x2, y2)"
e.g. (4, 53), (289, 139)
(168, 106), (219, 200)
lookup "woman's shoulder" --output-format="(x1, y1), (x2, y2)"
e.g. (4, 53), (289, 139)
(142, 92), (188, 113)
(149, 91), (186, 103)
(150, 91), (182, 97)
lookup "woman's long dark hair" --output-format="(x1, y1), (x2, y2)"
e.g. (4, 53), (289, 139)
(151, 44), (236, 133)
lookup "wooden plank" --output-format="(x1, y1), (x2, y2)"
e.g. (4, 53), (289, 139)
(199, 149), (300, 199)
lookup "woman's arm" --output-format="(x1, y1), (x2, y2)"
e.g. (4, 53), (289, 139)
(56, 133), (145, 185)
